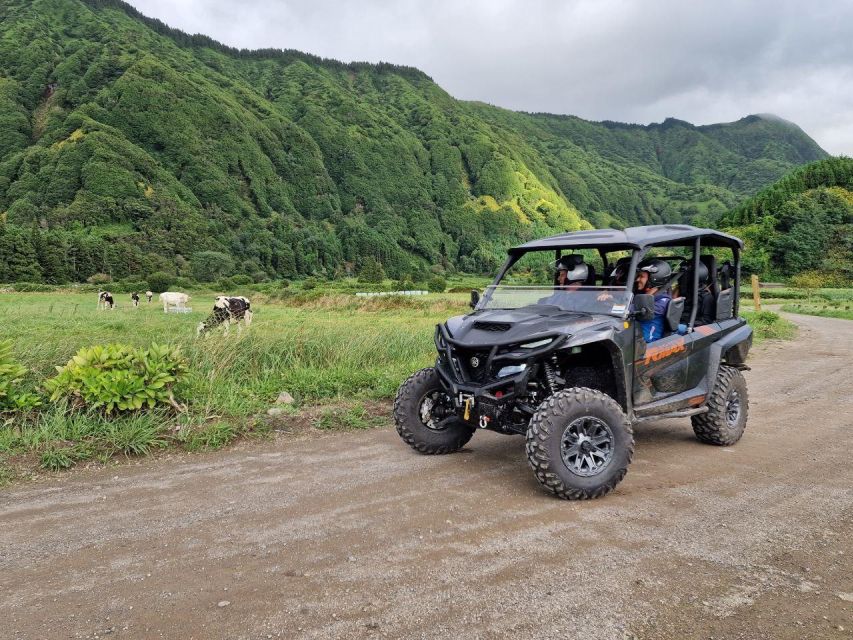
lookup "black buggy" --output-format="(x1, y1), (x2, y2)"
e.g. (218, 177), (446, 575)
(394, 225), (752, 499)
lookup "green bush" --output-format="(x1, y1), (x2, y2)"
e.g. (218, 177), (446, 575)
(0, 340), (40, 413)
(191, 251), (234, 282)
(111, 279), (148, 294)
(358, 257), (385, 284)
(86, 273), (112, 285)
(147, 272), (174, 293)
(45, 343), (188, 413)
(427, 275), (447, 293)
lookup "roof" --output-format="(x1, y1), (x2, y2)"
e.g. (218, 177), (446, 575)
(508, 225), (743, 254)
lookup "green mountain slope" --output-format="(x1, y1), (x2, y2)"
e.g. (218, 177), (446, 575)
(0, 0), (829, 284)
(719, 157), (853, 280)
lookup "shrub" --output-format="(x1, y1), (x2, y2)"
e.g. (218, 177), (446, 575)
(45, 343), (188, 413)
(427, 275), (447, 293)
(230, 274), (253, 286)
(171, 276), (194, 289)
(395, 278), (415, 291)
(0, 340), (41, 413)
(147, 271), (174, 293)
(358, 257), (385, 283)
(86, 273), (112, 285)
(111, 279), (148, 294)
(191, 251), (234, 282)
(302, 277), (320, 291)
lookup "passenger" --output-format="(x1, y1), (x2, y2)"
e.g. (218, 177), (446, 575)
(538, 257), (588, 307)
(679, 262), (716, 326)
(635, 259), (672, 343)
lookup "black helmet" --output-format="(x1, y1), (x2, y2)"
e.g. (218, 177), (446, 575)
(610, 257), (631, 283)
(679, 260), (709, 285)
(555, 256), (588, 285)
(554, 254), (583, 270)
(638, 259), (672, 289)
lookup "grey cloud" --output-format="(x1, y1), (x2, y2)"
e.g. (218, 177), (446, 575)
(129, 0), (853, 154)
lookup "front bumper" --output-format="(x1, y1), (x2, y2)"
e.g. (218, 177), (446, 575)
(433, 323), (566, 410)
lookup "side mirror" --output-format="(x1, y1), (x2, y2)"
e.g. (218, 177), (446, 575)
(469, 289), (480, 309)
(633, 293), (655, 321)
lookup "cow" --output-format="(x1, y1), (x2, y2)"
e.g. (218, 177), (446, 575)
(159, 291), (190, 313)
(197, 296), (253, 336)
(98, 291), (114, 310)
(131, 292), (140, 308)
(145, 290), (153, 303)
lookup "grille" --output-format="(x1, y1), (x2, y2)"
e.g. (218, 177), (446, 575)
(473, 321), (511, 332)
(457, 349), (491, 382)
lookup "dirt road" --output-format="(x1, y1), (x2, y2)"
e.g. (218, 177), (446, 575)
(2, 313), (851, 640)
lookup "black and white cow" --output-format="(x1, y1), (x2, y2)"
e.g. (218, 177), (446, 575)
(98, 291), (115, 310)
(131, 292), (140, 307)
(197, 296), (253, 336)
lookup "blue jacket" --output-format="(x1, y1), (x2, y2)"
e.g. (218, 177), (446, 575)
(640, 291), (671, 343)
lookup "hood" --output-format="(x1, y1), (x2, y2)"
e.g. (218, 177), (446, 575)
(445, 306), (618, 348)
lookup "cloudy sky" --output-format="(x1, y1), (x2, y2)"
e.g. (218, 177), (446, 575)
(129, 0), (853, 155)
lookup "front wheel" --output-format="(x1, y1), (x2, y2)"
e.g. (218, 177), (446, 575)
(526, 387), (634, 500)
(394, 368), (475, 454)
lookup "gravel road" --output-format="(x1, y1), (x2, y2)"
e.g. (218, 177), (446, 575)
(2, 313), (851, 640)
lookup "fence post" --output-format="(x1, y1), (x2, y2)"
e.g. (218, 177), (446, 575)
(751, 274), (761, 312)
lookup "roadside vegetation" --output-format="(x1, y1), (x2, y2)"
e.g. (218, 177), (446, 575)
(0, 280), (819, 482)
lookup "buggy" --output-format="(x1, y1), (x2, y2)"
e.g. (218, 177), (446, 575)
(394, 225), (752, 499)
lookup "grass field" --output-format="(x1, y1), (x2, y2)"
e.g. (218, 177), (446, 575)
(1, 289), (798, 480)
(742, 287), (853, 321)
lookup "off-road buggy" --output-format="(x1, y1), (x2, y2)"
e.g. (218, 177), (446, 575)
(394, 225), (752, 499)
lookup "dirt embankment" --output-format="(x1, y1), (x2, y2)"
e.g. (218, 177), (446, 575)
(1, 313), (851, 639)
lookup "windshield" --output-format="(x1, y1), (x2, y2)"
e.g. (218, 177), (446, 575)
(477, 248), (634, 316)
(477, 285), (632, 316)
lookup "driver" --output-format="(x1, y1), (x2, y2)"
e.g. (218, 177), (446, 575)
(538, 256), (588, 307)
(635, 258), (672, 343)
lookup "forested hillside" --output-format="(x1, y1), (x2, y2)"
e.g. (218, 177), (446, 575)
(720, 157), (853, 282)
(0, 0), (829, 284)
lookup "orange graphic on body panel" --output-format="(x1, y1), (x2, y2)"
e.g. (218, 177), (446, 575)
(641, 337), (687, 365)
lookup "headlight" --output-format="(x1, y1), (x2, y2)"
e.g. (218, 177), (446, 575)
(497, 364), (527, 378)
(519, 338), (552, 349)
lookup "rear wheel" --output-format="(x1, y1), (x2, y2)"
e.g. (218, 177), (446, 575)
(526, 387), (634, 500)
(394, 368), (475, 454)
(692, 365), (749, 445)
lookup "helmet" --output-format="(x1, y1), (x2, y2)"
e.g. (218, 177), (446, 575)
(638, 259), (672, 289)
(555, 256), (588, 285)
(678, 260), (709, 285)
(554, 254), (583, 271)
(609, 257), (631, 284)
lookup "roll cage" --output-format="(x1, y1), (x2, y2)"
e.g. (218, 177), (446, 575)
(488, 224), (744, 332)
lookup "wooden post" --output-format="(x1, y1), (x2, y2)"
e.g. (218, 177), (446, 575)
(751, 274), (761, 312)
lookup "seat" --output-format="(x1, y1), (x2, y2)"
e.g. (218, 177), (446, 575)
(716, 288), (734, 321)
(665, 297), (685, 334)
(718, 260), (733, 291)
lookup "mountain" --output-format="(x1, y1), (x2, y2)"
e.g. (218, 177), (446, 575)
(0, 0), (829, 284)
(719, 157), (853, 281)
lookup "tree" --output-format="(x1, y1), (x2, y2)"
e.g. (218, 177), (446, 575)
(147, 271), (173, 292)
(426, 275), (446, 293)
(190, 251), (234, 282)
(357, 256), (385, 283)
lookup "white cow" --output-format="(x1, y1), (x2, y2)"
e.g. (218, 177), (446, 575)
(159, 291), (190, 313)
